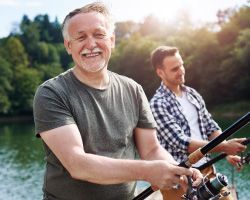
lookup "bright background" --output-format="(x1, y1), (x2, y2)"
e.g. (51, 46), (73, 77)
(0, 0), (248, 38)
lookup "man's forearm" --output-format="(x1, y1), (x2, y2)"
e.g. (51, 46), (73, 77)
(188, 130), (223, 153)
(208, 130), (222, 140)
(142, 144), (178, 164)
(69, 152), (153, 184)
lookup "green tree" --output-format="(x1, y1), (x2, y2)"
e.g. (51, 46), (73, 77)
(33, 42), (60, 64)
(217, 6), (250, 47)
(56, 43), (73, 70)
(228, 28), (250, 100)
(36, 63), (63, 81)
(115, 21), (139, 43)
(183, 29), (223, 104)
(110, 35), (159, 98)
(11, 66), (41, 114)
(2, 36), (29, 67)
(19, 15), (40, 61)
(215, 6), (250, 103)
(0, 56), (13, 113)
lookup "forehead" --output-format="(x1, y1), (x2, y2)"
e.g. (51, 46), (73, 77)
(68, 12), (109, 34)
(162, 53), (183, 69)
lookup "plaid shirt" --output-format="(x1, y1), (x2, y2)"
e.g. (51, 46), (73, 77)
(150, 83), (221, 163)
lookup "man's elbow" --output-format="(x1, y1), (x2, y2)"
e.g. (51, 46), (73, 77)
(63, 154), (87, 181)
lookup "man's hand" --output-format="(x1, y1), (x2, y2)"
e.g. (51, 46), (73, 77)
(146, 161), (202, 191)
(179, 168), (203, 192)
(146, 161), (192, 190)
(226, 155), (243, 171)
(221, 138), (247, 155)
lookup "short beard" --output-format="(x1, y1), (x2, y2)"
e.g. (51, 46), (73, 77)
(80, 59), (107, 73)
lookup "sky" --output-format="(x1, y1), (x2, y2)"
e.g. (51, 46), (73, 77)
(0, 0), (248, 38)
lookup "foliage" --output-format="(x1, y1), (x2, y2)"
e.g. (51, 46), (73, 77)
(110, 34), (159, 98)
(0, 14), (68, 115)
(0, 56), (13, 113)
(0, 5), (249, 116)
(10, 66), (41, 114)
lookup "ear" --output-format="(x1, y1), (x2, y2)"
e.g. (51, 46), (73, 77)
(156, 67), (163, 79)
(64, 40), (72, 55)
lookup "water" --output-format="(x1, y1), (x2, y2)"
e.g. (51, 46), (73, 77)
(213, 117), (250, 200)
(0, 121), (44, 200)
(0, 116), (249, 200)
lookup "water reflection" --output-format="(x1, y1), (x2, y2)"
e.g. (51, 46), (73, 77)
(0, 122), (44, 200)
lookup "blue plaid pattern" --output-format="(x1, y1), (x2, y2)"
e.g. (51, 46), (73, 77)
(150, 83), (221, 163)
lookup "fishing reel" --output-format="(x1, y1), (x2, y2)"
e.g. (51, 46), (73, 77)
(182, 173), (230, 200)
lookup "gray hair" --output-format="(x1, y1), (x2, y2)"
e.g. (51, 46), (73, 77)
(62, 2), (115, 40)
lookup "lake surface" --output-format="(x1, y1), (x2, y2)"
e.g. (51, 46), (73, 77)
(0, 116), (249, 200)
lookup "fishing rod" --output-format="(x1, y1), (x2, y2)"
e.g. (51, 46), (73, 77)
(198, 137), (250, 170)
(183, 138), (250, 200)
(133, 112), (250, 200)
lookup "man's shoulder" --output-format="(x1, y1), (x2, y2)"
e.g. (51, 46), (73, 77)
(36, 69), (72, 96)
(43, 69), (72, 85)
(184, 85), (202, 97)
(150, 92), (167, 110)
(150, 85), (170, 102)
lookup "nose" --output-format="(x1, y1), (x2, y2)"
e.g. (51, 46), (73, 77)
(179, 66), (185, 75)
(85, 36), (97, 49)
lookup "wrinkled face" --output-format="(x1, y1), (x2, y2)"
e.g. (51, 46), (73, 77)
(64, 12), (115, 73)
(156, 52), (185, 87)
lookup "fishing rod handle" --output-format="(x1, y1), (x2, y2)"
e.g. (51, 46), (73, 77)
(133, 152), (203, 200)
(133, 112), (250, 200)
(179, 148), (204, 168)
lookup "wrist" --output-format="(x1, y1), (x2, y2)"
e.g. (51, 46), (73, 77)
(139, 161), (153, 182)
(216, 141), (227, 152)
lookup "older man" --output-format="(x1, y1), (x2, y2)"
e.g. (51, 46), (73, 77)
(33, 3), (201, 200)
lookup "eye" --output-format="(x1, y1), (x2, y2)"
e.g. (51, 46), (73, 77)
(75, 35), (87, 42)
(94, 33), (106, 39)
(172, 67), (179, 72)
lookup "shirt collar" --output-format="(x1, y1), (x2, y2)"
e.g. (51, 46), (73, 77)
(159, 82), (188, 96)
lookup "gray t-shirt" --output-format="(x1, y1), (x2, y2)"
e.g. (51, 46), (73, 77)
(33, 69), (156, 200)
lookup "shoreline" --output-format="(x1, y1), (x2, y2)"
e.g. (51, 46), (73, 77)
(0, 115), (33, 123)
(0, 113), (247, 123)
(0, 101), (248, 123)
(211, 112), (248, 119)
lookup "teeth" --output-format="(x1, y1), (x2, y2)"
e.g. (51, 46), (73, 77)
(85, 53), (99, 57)
(81, 48), (102, 57)
(92, 49), (102, 53)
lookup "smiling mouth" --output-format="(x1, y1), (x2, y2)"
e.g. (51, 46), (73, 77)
(82, 52), (101, 58)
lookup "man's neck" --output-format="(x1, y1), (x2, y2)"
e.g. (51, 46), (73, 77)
(164, 83), (182, 97)
(73, 67), (110, 89)
(174, 87), (183, 97)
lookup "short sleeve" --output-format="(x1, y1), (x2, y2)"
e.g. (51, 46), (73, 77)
(33, 84), (75, 137)
(136, 85), (157, 129)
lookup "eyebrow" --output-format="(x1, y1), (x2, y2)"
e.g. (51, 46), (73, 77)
(77, 26), (106, 33)
(169, 62), (184, 71)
